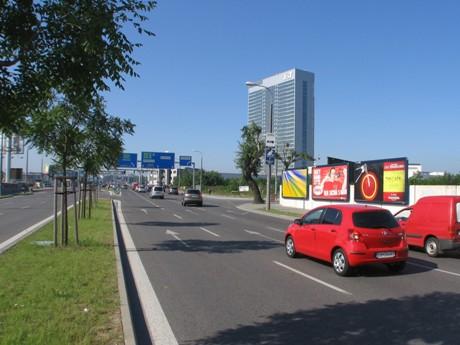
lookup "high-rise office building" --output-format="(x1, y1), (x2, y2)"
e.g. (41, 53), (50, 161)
(247, 68), (315, 168)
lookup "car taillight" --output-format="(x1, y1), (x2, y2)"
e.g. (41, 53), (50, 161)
(348, 230), (361, 242)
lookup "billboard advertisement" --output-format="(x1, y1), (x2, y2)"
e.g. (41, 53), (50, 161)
(312, 164), (350, 201)
(282, 169), (308, 199)
(354, 158), (408, 205)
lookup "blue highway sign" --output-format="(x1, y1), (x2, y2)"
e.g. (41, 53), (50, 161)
(141, 152), (175, 169)
(179, 155), (192, 167)
(118, 153), (137, 168)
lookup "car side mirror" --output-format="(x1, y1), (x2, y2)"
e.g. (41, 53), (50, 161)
(294, 218), (302, 225)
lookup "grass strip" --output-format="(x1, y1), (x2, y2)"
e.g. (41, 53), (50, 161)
(0, 200), (123, 345)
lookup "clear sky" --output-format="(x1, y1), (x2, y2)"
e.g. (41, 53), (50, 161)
(15, 0), (460, 173)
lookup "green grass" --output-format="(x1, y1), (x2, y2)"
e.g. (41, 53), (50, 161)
(258, 207), (304, 218)
(0, 200), (123, 345)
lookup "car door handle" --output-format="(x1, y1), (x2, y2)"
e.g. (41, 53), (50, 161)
(310, 228), (316, 231)
(330, 229), (336, 233)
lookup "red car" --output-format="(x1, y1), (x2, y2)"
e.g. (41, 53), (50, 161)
(284, 205), (408, 276)
(394, 196), (460, 257)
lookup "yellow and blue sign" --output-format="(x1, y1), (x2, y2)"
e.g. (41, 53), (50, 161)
(282, 169), (308, 199)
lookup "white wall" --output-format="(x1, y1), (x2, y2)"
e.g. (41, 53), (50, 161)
(280, 185), (460, 214)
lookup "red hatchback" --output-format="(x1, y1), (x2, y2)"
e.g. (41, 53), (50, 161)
(284, 205), (408, 276)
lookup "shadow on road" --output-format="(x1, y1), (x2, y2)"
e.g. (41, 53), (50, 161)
(152, 239), (280, 254)
(191, 292), (460, 345)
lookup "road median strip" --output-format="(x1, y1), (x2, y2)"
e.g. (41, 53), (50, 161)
(0, 200), (124, 345)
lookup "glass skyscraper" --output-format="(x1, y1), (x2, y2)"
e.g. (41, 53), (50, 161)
(247, 68), (315, 168)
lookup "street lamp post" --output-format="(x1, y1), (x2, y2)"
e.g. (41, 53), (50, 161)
(246, 81), (274, 211)
(193, 150), (203, 192)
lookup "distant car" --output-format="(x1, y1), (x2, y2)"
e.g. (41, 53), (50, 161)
(284, 205), (408, 276)
(394, 196), (460, 257)
(151, 185), (165, 199)
(169, 187), (178, 195)
(182, 189), (203, 207)
(137, 185), (146, 193)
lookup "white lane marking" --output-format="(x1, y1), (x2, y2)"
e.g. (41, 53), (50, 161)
(199, 227), (220, 238)
(221, 214), (236, 220)
(131, 190), (159, 208)
(196, 208), (206, 212)
(114, 201), (179, 344)
(226, 210), (235, 213)
(273, 261), (353, 296)
(173, 214), (183, 220)
(244, 229), (284, 244)
(185, 209), (199, 215)
(267, 226), (284, 233)
(166, 229), (189, 247)
(407, 261), (460, 278)
(21, 206), (31, 209)
(141, 208), (148, 215)
(161, 208), (165, 211)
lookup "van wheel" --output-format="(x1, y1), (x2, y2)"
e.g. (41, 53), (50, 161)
(387, 261), (406, 273)
(332, 249), (351, 276)
(285, 236), (297, 258)
(425, 237), (440, 257)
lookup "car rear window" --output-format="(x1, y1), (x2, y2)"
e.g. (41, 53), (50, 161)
(186, 190), (201, 194)
(456, 203), (460, 223)
(154, 187), (163, 191)
(353, 210), (399, 229)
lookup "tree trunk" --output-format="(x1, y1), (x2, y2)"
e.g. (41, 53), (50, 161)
(83, 173), (88, 218)
(246, 174), (264, 204)
(88, 183), (92, 219)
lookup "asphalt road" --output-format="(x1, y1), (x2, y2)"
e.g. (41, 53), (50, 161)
(121, 190), (460, 345)
(0, 190), (55, 244)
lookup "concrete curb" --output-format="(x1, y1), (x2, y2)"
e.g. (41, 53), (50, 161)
(237, 203), (299, 221)
(111, 200), (136, 345)
(203, 194), (252, 201)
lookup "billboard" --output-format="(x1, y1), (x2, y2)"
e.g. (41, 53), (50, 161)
(312, 164), (350, 201)
(117, 153), (137, 168)
(282, 169), (308, 199)
(354, 158), (408, 205)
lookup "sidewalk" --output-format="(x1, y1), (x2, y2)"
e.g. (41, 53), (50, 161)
(237, 201), (306, 221)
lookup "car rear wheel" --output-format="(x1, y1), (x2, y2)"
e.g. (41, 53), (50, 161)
(386, 261), (406, 273)
(425, 237), (440, 257)
(332, 249), (351, 276)
(285, 236), (297, 258)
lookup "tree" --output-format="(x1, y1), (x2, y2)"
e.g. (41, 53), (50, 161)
(235, 123), (265, 204)
(78, 100), (134, 218)
(0, 0), (156, 133)
(275, 143), (314, 170)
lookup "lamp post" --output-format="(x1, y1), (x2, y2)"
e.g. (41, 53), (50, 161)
(193, 150), (203, 192)
(246, 81), (274, 210)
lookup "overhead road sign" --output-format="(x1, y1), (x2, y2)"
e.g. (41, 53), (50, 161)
(118, 153), (137, 168)
(179, 155), (192, 167)
(141, 152), (175, 169)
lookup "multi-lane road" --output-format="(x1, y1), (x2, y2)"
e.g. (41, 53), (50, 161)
(119, 190), (460, 345)
(0, 190), (55, 244)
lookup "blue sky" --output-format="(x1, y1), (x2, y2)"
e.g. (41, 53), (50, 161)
(17, 0), (460, 173)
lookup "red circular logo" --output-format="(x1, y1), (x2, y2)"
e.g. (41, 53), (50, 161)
(360, 172), (378, 201)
